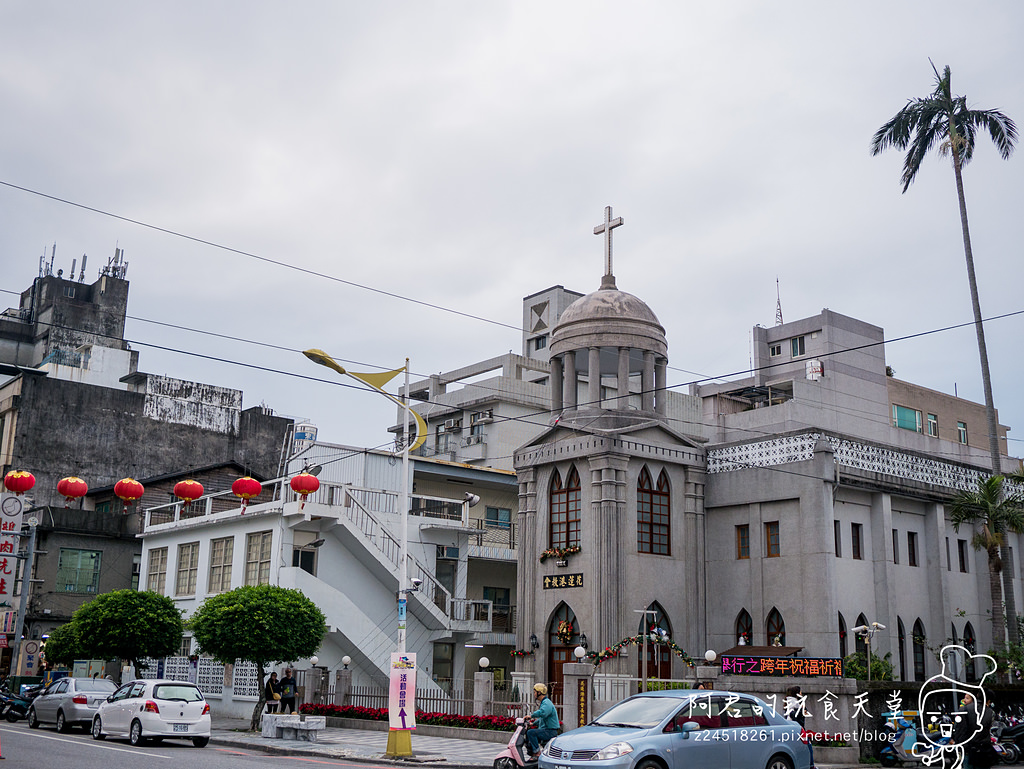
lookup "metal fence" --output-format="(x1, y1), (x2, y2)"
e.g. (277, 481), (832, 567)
(343, 682), (527, 717)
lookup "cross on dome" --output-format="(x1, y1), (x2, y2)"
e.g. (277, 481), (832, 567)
(593, 205), (623, 289)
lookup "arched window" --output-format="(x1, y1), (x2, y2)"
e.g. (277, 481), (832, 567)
(637, 468), (670, 555)
(898, 618), (907, 681)
(550, 467), (581, 549)
(964, 622), (977, 682)
(636, 602), (673, 680)
(766, 608), (786, 646)
(735, 609), (753, 646)
(546, 604), (579, 703)
(913, 619), (926, 681)
(838, 612), (848, 658)
(855, 613), (869, 657)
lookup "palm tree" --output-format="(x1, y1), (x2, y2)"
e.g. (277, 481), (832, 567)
(950, 476), (1024, 653)
(872, 61), (1018, 644)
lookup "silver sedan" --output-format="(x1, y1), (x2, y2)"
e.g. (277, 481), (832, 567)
(29, 676), (118, 732)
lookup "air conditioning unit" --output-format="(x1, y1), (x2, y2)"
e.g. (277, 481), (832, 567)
(444, 418), (462, 431)
(464, 435), (483, 446)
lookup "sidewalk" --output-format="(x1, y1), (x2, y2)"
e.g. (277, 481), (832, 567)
(209, 715), (864, 768)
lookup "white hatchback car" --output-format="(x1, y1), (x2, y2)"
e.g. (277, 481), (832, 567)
(91, 679), (211, 748)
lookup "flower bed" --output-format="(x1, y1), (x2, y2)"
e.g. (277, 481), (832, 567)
(299, 703), (516, 731)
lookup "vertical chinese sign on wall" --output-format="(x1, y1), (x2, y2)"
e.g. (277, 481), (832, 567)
(388, 652), (417, 730)
(0, 493), (24, 608)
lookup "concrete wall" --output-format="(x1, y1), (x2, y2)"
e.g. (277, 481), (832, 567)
(0, 374), (291, 509)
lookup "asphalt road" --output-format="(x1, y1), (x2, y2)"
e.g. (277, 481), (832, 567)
(0, 720), (395, 769)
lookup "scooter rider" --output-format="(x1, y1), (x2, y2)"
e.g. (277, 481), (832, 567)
(526, 683), (559, 760)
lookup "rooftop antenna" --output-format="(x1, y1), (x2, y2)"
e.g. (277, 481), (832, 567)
(48, 243), (56, 276)
(70, 258), (77, 279)
(775, 277), (784, 326)
(79, 253), (87, 281)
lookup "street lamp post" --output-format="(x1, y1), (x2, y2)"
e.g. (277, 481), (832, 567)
(303, 350), (427, 758)
(851, 622), (886, 682)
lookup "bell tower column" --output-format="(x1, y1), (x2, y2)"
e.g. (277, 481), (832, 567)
(655, 357), (667, 416)
(563, 350), (577, 410)
(588, 347), (602, 410)
(642, 351), (655, 411)
(617, 347), (630, 409)
(550, 355), (563, 414)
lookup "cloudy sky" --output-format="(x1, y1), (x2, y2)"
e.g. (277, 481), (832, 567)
(2, 2), (1022, 460)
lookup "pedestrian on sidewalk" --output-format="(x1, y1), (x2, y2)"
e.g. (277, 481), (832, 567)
(280, 668), (297, 714)
(265, 672), (282, 713)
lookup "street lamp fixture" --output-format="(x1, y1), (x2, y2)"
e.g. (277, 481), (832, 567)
(530, 633), (540, 650)
(579, 633), (588, 650)
(851, 622), (886, 682)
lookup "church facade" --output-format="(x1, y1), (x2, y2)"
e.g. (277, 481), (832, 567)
(507, 208), (1021, 695)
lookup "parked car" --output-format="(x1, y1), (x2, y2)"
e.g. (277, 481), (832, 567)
(538, 689), (810, 769)
(29, 677), (118, 732)
(91, 679), (211, 748)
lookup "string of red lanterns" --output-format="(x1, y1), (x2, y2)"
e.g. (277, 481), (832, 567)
(3, 470), (36, 496)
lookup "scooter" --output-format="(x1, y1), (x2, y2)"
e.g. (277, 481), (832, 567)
(494, 716), (553, 769)
(879, 712), (952, 767)
(0, 687), (32, 723)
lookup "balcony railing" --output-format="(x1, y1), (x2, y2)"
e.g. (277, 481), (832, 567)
(472, 519), (517, 549)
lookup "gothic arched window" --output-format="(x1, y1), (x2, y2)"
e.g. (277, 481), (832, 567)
(766, 608), (786, 646)
(637, 468), (670, 555)
(735, 609), (753, 646)
(838, 612), (848, 658)
(963, 622), (977, 682)
(550, 467), (581, 549)
(913, 619), (926, 681)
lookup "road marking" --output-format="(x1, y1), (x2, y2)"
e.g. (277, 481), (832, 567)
(1, 728), (173, 758)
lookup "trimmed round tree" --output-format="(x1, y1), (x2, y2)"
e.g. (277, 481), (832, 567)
(41, 621), (83, 669)
(72, 589), (184, 674)
(188, 584), (327, 730)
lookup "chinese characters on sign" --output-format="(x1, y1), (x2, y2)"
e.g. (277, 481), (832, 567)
(0, 493), (24, 607)
(720, 655), (843, 677)
(388, 652), (417, 730)
(577, 678), (588, 728)
(543, 573), (584, 590)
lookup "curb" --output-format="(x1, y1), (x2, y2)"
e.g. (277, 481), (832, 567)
(210, 733), (494, 768)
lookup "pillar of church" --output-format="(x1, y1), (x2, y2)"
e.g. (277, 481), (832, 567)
(655, 358), (667, 416)
(516, 468), (539, 667)
(617, 347), (630, 409)
(641, 351), (655, 412)
(550, 355), (563, 414)
(588, 347), (601, 410)
(591, 456), (627, 653)
(563, 350), (577, 410)
(682, 469), (707, 658)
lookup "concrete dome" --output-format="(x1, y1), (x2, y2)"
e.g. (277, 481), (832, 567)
(550, 285), (667, 358)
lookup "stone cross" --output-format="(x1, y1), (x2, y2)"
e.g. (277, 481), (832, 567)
(593, 205), (623, 288)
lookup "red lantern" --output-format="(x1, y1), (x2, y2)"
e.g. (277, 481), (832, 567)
(114, 477), (145, 514)
(290, 472), (320, 510)
(232, 476), (262, 515)
(3, 470), (35, 496)
(173, 479), (204, 512)
(57, 476), (89, 507)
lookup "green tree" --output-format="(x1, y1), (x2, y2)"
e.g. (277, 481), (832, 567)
(871, 61), (1017, 643)
(843, 650), (894, 681)
(949, 475), (1024, 652)
(41, 621), (82, 669)
(188, 584), (327, 730)
(72, 590), (184, 673)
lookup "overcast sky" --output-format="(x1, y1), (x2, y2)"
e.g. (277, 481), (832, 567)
(2, 2), (1022, 465)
